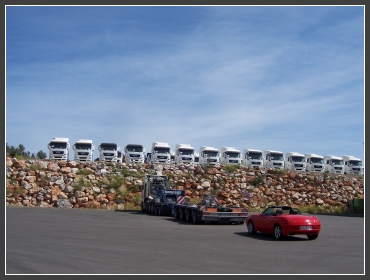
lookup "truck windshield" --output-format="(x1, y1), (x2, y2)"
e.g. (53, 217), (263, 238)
(271, 153), (283, 161)
(50, 142), (67, 149)
(127, 146), (143, 152)
(311, 158), (324, 164)
(349, 160), (362, 166)
(206, 151), (218, 157)
(292, 156), (305, 162)
(179, 149), (194, 155)
(226, 152), (240, 158)
(100, 144), (117, 151)
(154, 148), (170, 154)
(75, 144), (91, 150)
(332, 160), (343, 165)
(248, 152), (262, 160)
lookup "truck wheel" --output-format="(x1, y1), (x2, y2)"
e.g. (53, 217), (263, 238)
(192, 210), (198, 224)
(174, 208), (179, 220)
(141, 202), (145, 213)
(179, 208), (185, 221)
(185, 209), (191, 223)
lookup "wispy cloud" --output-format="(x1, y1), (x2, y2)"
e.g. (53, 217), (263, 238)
(6, 5), (364, 161)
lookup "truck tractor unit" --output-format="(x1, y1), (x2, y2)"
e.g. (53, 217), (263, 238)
(194, 152), (200, 166)
(284, 152), (306, 171)
(150, 142), (171, 165)
(72, 139), (95, 162)
(174, 195), (248, 225)
(124, 144), (146, 164)
(141, 173), (185, 216)
(47, 137), (70, 161)
(199, 146), (220, 167)
(219, 146), (241, 165)
(175, 144), (195, 165)
(324, 155), (344, 174)
(263, 150), (284, 169)
(305, 153), (325, 172)
(98, 142), (120, 163)
(117, 151), (123, 163)
(242, 149), (263, 168)
(342, 155), (363, 175)
(170, 150), (176, 164)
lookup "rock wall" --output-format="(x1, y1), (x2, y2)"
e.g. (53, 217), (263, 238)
(5, 157), (364, 211)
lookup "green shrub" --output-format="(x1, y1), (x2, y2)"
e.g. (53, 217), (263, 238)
(224, 164), (240, 173)
(251, 175), (264, 186)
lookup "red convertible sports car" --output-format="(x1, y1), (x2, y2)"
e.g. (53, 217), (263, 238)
(246, 205), (321, 240)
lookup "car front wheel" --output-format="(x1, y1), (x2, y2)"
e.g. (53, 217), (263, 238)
(274, 224), (283, 240)
(247, 220), (256, 234)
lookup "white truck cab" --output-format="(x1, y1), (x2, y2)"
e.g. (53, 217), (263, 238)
(98, 142), (120, 163)
(194, 152), (200, 166)
(305, 153), (325, 172)
(263, 150), (284, 169)
(199, 146), (220, 167)
(219, 146), (241, 165)
(47, 137), (70, 161)
(170, 150), (176, 164)
(73, 139), (95, 162)
(324, 155), (344, 174)
(150, 142), (171, 165)
(175, 144), (195, 165)
(242, 149), (263, 168)
(124, 144), (146, 164)
(284, 152), (306, 171)
(342, 155), (363, 175)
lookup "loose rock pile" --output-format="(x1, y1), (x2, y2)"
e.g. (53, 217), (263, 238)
(5, 157), (364, 211)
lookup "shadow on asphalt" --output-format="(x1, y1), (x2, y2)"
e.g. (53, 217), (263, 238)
(233, 231), (312, 241)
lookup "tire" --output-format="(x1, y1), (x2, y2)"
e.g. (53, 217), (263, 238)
(185, 210), (191, 223)
(192, 210), (198, 224)
(141, 202), (145, 213)
(307, 234), (318, 240)
(247, 220), (256, 234)
(274, 224), (284, 240)
(154, 205), (159, 216)
(179, 208), (185, 221)
(174, 208), (179, 220)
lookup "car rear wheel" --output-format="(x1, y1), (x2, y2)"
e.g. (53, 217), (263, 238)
(274, 224), (283, 240)
(307, 234), (318, 240)
(247, 220), (256, 234)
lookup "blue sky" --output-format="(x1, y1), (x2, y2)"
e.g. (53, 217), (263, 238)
(5, 5), (364, 161)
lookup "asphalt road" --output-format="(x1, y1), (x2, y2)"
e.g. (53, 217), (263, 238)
(6, 207), (364, 274)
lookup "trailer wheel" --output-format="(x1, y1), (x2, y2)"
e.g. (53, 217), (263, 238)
(192, 210), (198, 224)
(179, 208), (185, 221)
(174, 208), (179, 220)
(185, 209), (191, 223)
